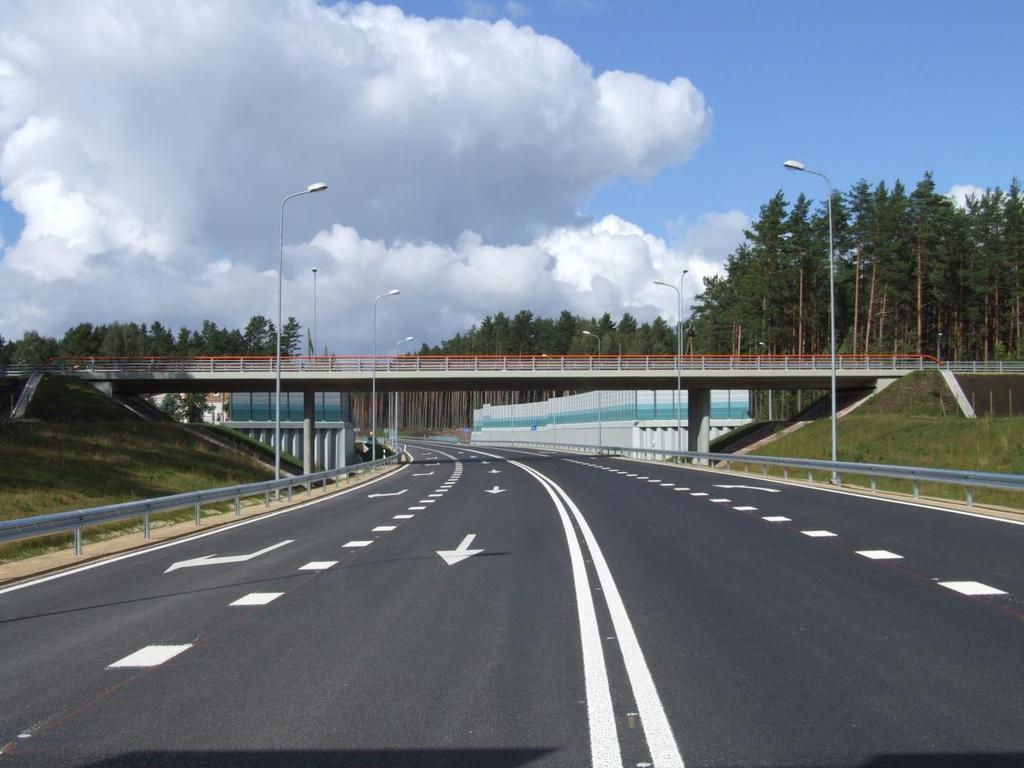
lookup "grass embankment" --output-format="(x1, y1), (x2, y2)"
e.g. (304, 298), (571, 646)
(1, 375), (274, 562)
(747, 371), (1024, 509)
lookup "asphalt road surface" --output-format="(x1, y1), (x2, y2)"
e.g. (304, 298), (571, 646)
(1, 442), (1022, 767)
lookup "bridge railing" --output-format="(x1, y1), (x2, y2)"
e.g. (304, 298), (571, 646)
(464, 439), (1024, 509)
(0, 353), (960, 376)
(0, 451), (403, 558)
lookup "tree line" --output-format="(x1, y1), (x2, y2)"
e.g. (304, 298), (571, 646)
(0, 315), (305, 365)
(690, 173), (1023, 360)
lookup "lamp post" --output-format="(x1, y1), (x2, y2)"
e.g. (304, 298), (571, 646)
(276, 182), (327, 487)
(655, 270), (686, 452)
(393, 336), (414, 447)
(371, 290), (401, 462)
(937, 332), (943, 361)
(582, 330), (603, 453)
(311, 267), (318, 355)
(784, 159), (838, 482)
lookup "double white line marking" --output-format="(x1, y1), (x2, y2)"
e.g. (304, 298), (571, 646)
(472, 448), (685, 768)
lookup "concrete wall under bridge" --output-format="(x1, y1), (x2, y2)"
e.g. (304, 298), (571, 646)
(224, 422), (355, 472)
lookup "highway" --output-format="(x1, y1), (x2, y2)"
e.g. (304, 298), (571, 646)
(1, 442), (1022, 767)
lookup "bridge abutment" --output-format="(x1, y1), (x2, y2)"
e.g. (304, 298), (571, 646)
(687, 388), (711, 462)
(303, 391), (315, 474)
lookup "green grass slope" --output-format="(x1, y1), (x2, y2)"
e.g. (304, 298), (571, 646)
(749, 372), (1024, 509)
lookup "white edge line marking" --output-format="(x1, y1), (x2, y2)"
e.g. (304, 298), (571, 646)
(458, 444), (682, 767)
(109, 644), (192, 668)
(0, 462), (410, 596)
(230, 591), (284, 606)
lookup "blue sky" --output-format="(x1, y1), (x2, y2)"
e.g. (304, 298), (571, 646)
(384, 0), (1022, 238)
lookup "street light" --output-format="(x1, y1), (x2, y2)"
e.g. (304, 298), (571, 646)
(371, 289), (401, 462)
(655, 270), (687, 452)
(392, 336), (415, 447)
(311, 268), (318, 355)
(582, 330), (603, 453)
(785, 158), (838, 482)
(276, 181), (327, 487)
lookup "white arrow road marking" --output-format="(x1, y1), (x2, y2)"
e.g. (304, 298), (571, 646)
(164, 540), (293, 573)
(367, 489), (407, 498)
(436, 534), (484, 565)
(487, 469), (502, 474)
(484, 485), (506, 494)
(713, 484), (781, 493)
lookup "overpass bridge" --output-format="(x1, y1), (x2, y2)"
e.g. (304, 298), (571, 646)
(2, 353), (960, 465)
(4, 353), (945, 394)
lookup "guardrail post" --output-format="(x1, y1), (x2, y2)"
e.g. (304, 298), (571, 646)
(912, 479), (920, 498)
(264, 490), (269, 510)
(74, 527), (82, 556)
(783, 467), (789, 480)
(144, 513), (150, 540)
(807, 469), (813, 483)
(966, 485), (973, 507)
(194, 501), (201, 526)
(234, 495), (240, 516)
(870, 477), (877, 493)
(288, 484), (293, 502)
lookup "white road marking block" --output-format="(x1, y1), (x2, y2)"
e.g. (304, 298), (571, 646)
(733, 506), (758, 511)
(372, 526), (397, 532)
(408, 506), (426, 510)
(626, 474), (637, 477)
(856, 550), (903, 560)
(230, 592), (283, 606)
(299, 561), (337, 570)
(713, 484), (781, 493)
(690, 492), (708, 497)
(938, 580), (1007, 596)
(647, 479), (661, 483)
(343, 540), (373, 548)
(109, 644), (192, 668)
(636, 476), (649, 480)
(394, 514), (414, 519)
(802, 530), (837, 537)
(421, 499), (437, 503)
(429, 493), (444, 497)
(673, 487), (690, 491)
(709, 498), (731, 503)
(762, 516), (791, 522)
(660, 483), (674, 487)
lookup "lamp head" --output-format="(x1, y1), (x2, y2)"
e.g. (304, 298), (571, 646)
(653, 280), (673, 288)
(307, 182), (328, 193)
(582, 330), (593, 337)
(388, 289), (401, 296)
(312, 267), (317, 274)
(783, 160), (806, 172)
(401, 336), (414, 343)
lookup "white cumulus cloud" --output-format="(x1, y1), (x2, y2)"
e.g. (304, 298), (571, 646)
(0, 0), (720, 349)
(947, 184), (986, 209)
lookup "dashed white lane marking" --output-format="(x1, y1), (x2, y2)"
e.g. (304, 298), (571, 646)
(636, 476), (649, 480)
(660, 483), (674, 487)
(230, 592), (284, 606)
(429, 493), (444, 497)
(690, 492), (708, 497)
(938, 581), (1007, 596)
(856, 550), (903, 560)
(626, 474), (637, 477)
(802, 530), (837, 538)
(762, 516), (791, 522)
(412, 472), (434, 476)
(709, 498), (731, 503)
(372, 525), (397, 532)
(299, 561), (337, 571)
(109, 644), (192, 668)
(647, 479), (661, 483)
(394, 514), (415, 519)
(673, 487), (690, 491)
(343, 540), (374, 548)
(421, 499), (437, 504)
(408, 506), (426, 511)
(733, 506), (758, 511)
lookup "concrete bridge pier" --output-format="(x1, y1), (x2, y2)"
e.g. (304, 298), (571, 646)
(687, 388), (711, 463)
(303, 391), (315, 475)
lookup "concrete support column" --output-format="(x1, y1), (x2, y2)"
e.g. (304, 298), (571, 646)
(687, 388), (711, 463)
(303, 391), (315, 475)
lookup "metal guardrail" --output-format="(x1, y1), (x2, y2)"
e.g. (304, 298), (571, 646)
(0, 450), (404, 557)
(466, 439), (1024, 508)
(0, 353), (960, 376)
